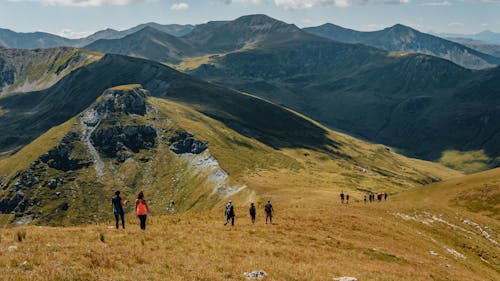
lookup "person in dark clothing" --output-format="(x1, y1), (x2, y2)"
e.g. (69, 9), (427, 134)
(364, 194), (367, 204)
(135, 191), (149, 230)
(384, 192), (388, 201)
(224, 200), (235, 226)
(249, 202), (256, 224)
(340, 191), (345, 204)
(265, 201), (274, 224)
(111, 190), (126, 229)
(346, 194), (350, 205)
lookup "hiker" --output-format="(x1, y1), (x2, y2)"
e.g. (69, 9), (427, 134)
(111, 190), (126, 229)
(224, 200), (235, 226)
(378, 193), (382, 202)
(265, 200), (274, 224)
(384, 192), (388, 201)
(364, 194), (367, 204)
(135, 191), (149, 230)
(346, 194), (350, 205)
(340, 191), (345, 204)
(249, 202), (256, 224)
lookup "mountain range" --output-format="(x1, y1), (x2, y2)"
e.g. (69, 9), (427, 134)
(304, 23), (500, 69)
(435, 30), (500, 45)
(0, 23), (194, 49)
(3, 15), (500, 170)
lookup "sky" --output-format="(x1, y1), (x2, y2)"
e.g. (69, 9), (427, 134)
(0, 0), (499, 38)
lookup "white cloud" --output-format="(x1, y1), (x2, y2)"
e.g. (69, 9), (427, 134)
(419, 1), (451, 6)
(57, 28), (93, 38)
(448, 22), (464, 27)
(273, 0), (410, 10)
(170, 2), (188, 10)
(6, 0), (146, 7)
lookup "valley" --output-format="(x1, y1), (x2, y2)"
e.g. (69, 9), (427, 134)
(0, 11), (499, 281)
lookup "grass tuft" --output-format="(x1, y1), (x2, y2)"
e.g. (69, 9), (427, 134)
(15, 230), (26, 242)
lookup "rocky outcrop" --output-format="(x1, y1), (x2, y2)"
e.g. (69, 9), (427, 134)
(94, 86), (148, 116)
(39, 132), (91, 171)
(91, 125), (156, 161)
(86, 85), (157, 162)
(167, 131), (207, 155)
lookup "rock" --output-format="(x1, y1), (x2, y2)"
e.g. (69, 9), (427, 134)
(168, 131), (208, 155)
(333, 277), (358, 281)
(39, 132), (91, 171)
(429, 250), (439, 256)
(8, 245), (18, 252)
(14, 181), (22, 191)
(47, 179), (58, 189)
(95, 86), (148, 116)
(59, 202), (69, 211)
(55, 192), (61, 197)
(243, 270), (267, 279)
(91, 125), (157, 158)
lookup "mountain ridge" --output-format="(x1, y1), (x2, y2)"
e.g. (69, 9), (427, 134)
(304, 23), (500, 69)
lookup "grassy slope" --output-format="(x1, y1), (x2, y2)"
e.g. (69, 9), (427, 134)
(0, 48), (102, 95)
(1, 95), (490, 280)
(0, 169), (497, 280)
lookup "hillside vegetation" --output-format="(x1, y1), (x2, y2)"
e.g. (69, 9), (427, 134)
(0, 83), (460, 226)
(0, 47), (102, 95)
(0, 166), (497, 280)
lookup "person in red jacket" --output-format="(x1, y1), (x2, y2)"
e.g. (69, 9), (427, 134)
(135, 191), (149, 230)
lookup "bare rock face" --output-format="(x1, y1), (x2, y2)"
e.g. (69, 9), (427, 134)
(94, 86), (148, 116)
(40, 132), (91, 171)
(333, 277), (358, 281)
(88, 85), (157, 161)
(91, 125), (156, 159)
(167, 131), (207, 155)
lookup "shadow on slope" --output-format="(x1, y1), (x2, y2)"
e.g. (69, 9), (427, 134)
(0, 54), (338, 155)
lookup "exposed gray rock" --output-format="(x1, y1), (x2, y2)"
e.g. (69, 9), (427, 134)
(95, 86), (148, 116)
(47, 179), (58, 189)
(244, 270), (267, 280)
(91, 125), (157, 158)
(59, 202), (69, 211)
(333, 277), (357, 281)
(168, 131), (207, 155)
(39, 132), (91, 171)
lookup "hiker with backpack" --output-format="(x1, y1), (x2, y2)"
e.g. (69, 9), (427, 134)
(111, 190), (127, 229)
(265, 201), (274, 224)
(135, 191), (149, 230)
(340, 191), (345, 204)
(224, 200), (235, 226)
(249, 202), (256, 224)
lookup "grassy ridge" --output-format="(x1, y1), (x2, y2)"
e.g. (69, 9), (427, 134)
(0, 180), (497, 280)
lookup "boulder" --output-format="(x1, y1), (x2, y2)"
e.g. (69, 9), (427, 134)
(333, 277), (358, 281)
(244, 270), (267, 280)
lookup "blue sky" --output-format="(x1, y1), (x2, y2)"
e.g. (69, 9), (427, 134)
(0, 0), (499, 38)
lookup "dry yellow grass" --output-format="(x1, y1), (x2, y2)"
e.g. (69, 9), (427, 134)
(1, 182), (498, 281)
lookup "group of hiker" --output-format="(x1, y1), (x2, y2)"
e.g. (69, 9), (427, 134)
(111, 190), (275, 230)
(340, 191), (388, 205)
(111, 189), (389, 229)
(224, 200), (274, 226)
(111, 190), (149, 230)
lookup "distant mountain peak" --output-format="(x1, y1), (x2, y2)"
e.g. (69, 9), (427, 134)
(387, 24), (416, 33)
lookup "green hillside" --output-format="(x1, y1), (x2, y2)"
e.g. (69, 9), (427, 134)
(0, 47), (102, 95)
